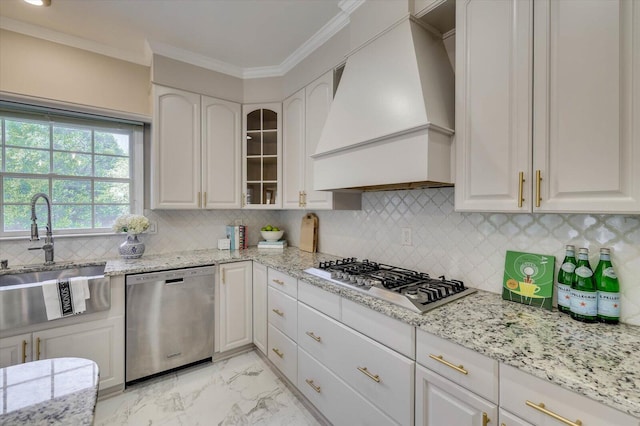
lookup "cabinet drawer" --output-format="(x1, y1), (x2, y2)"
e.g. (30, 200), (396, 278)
(299, 302), (413, 425)
(267, 324), (297, 384)
(342, 298), (414, 359)
(416, 329), (498, 404)
(268, 286), (297, 341)
(267, 269), (297, 297)
(298, 347), (397, 426)
(298, 280), (340, 320)
(500, 363), (639, 426)
(298, 302), (342, 369)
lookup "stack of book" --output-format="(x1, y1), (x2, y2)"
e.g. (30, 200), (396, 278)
(226, 225), (247, 250)
(257, 240), (287, 249)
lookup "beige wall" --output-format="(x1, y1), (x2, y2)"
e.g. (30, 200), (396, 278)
(283, 26), (350, 98)
(151, 54), (244, 102)
(0, 30), (151, 116)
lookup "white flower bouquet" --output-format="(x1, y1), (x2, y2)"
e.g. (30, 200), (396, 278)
(112, 214), (150, 234)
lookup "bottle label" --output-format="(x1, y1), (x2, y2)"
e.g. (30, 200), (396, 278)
(575, 266), (593, 278)
(602, 267), (617, 279)
(557, 283), (572, 308)
(561, 262), (576, 273)
(570, 289), (597, 316)
(598, 292), (621, 318)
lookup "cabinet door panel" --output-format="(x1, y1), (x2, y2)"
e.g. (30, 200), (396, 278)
(202, 97), (241, 209)
(34, 317), (124, 390)
(455, 0), (533, 212)
(267, 324), (297, 384)
(499, 408), (534, 426)
(0, 334), (31, 367)
(416, 364), (497, 426)
(252, 262), (268, 355)
(219, 261), (253, 352)
(283, 89), (305, 209)
(151, 86), (201, 209)
(304, 71), (334, 209)
(533, 0), (640, 212)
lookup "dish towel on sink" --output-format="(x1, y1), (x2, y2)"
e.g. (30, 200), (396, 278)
(42, 277), (91, 320)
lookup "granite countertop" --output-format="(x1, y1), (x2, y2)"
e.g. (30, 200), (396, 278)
(103, 247), (640, 419)
(0, 357), (99, 425)
(6, 247), (638, 418)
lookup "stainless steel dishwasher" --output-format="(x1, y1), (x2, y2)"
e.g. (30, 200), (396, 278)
(125, 265), (215, 383)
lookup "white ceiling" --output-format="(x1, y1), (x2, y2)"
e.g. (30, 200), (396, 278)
(0, 0), (355, 78)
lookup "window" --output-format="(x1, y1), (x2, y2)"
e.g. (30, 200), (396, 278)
(0, 104), (144, 236)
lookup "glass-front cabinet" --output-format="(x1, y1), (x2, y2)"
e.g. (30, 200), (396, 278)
(242, 103), (282, 208)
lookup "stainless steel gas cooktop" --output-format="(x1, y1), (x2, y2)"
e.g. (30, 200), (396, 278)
(305, 258), (476, 314)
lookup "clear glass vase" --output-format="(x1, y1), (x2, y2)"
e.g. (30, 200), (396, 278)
(118, 234), (145, 259)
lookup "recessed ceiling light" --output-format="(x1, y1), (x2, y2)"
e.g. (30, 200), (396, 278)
(24, 0), (51, 6)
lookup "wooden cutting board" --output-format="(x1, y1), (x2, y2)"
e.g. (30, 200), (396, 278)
(299, 213), (318, 253)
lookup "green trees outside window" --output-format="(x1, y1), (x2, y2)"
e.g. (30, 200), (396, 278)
(1, 111), (139, 234)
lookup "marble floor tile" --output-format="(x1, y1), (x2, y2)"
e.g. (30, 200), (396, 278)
(94, 351), (322, 425)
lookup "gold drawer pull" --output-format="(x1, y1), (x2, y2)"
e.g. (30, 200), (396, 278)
(36, 337), (41, 360)
(272, 279), (285, 285)
(482, 412), (490, 426)
(22, 340), (27, 363)
(518, 171), (525, 207)
(305, 331), (321, 342)
(429, 354), (468, 375)
(272, 348), (284, 358)
(526, 401), (582, 426)
(535, 170), (542, 207)
(272, 308), (284, 317)
(305, 379), (321, 393)
(357, 366), (380, 383)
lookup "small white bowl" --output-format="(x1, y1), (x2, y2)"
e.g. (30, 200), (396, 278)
(261, 230), (284, 242)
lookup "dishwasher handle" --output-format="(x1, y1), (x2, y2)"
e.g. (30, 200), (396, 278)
(126, 265), (216, 285)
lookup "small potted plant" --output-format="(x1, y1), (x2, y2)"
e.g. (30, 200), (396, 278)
(112, 214), (150, 259)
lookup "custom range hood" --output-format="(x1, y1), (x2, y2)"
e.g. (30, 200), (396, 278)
(312, 16), (455, 191)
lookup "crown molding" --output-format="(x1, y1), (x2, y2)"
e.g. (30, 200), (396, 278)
(147, 40), (246, 79)
(0, 16), (149, 66)
(1, 0), (366, 79)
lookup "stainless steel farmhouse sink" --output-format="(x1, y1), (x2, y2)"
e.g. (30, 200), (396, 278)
(0, 263), (111, 331)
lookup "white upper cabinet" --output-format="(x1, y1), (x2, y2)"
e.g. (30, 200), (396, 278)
(202, 96), (242, 209)
(455, 0), (640, 213)
(152, 85), (201, 209)
(283, 88), (306, 209)
(282, 71), (361, 210)
(151, 85), (242, 209)
(242, 103), (282, 208)
(532, 0), (640, 213)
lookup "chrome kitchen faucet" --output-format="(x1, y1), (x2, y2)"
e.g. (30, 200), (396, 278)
(29, 193), (55, 265)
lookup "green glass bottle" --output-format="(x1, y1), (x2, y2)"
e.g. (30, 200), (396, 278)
(570, 247), (597, 323)
(557, 245), (577, 314)
(595, 248), (620, 324)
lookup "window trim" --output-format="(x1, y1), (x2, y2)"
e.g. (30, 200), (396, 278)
(0, 99), (145, 239)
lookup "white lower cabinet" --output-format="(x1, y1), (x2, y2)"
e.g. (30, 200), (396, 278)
(267, 323), (297, 384)
(252, 262), (267, 355)
(499, 408), (534, 426)
(500, 363), (639, 426)
(217, 261), (253, 353)
(0, 318), (124, 391)
(298, 347), (397, 426)
(415, 364), (497, 426)
(33, 316), (124, 391)
(267, 286), (297, 340)
(0, 333), (32, 366)
(298, 301), (414, 426)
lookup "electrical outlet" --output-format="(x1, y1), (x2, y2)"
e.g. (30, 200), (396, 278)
(147, 221), (158, 234)
(401, 227), (412, 246)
